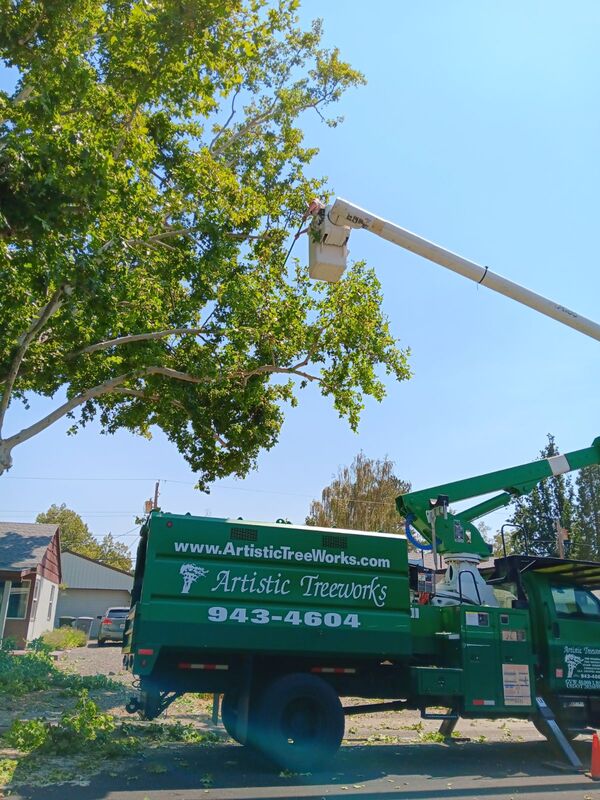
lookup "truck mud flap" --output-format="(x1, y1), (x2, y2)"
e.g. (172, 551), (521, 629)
(535, 696), (583, 770)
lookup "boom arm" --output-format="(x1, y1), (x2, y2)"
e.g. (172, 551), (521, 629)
(397, 437), (600, 558)
(308, 198), (600, 343)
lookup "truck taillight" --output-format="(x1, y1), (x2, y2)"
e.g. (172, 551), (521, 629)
(102, 618), (112, 624)
(138, 649), (154, 655)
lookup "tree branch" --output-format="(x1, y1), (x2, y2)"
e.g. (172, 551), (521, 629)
(241, 356), (321, 385)
(0, 353), (321, 472)
(3, 370), (138, 452)
(0, 84), (34, 126)
(0, 283), (71, 434)
(2, 364), (216, 454)
(113, 387), (228, 446)
(70, 327), (207, 357)
(97, 225), (270, 256)
(112, 104), (141, 159)
(112, 386), (186, 412)
(18, 16), (43, 46)
(210, 98), (278, 159)
(143, 366), (210, 384)
(209, 86), (241, 153)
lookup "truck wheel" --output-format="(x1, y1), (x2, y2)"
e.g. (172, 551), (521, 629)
(140, 688), (162, 720)
(221, 692), (242, 742)
(252, 673), (345, 772)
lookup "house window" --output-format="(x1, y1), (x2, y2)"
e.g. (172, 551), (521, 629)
(47, 585), (55, 622)
(30, 578), (41, 622)
(7, 581), (31, 619)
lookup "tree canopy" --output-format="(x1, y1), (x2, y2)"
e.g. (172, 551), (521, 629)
(571, 465), (600, 561)
(36, 503), (132, 571)
(306, 452), (411, 534)
(0, 0), (411, 487)
(507, 434), (576, 557)
(508, 435), (575, 557)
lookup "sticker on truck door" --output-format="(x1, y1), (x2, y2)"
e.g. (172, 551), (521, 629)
(562, 646), (600, 690)
(501, 663), (531, 706)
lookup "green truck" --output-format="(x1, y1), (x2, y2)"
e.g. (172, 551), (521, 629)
(123, 437), (600, 771)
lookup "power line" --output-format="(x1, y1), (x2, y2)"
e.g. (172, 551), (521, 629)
(1, 475), (395, 505)
(2, 474), (313, 498)
(111, 526), (139, 540)
(0, 509), (139, 515)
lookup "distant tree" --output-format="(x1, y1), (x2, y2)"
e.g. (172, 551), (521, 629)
(508, 434), (575, 557)
(571, 465), (600, 561)
(306, 452), (410, 534)
(96, 532), (134, 573)
(36, 503), (132, 572)
(36, 503), (92, 553)
(491, 526), (519, 558)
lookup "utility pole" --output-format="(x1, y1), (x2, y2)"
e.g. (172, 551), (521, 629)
(555, 519), (569, 559)
(143, 481), (160, 516)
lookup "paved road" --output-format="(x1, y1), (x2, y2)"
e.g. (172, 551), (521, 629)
(11, 736), (600, 800)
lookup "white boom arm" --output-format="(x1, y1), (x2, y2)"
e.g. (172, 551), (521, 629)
(308, 197), (600, 343)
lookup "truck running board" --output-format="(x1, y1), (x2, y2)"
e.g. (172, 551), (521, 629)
(438, 712), (460, 738)
(420, 707), (459, 721)
(535, 696), (583, 770)
(344, 700), (409, 716)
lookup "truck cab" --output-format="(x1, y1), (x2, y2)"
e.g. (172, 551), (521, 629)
(491, 555), (600, 730)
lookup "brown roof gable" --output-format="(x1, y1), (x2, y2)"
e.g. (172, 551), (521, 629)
(0, 521), (60, 571)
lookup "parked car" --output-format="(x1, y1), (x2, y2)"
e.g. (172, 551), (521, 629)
(97, 607), (129, 645)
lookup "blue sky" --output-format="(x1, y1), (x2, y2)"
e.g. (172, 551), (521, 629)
(1, 1), (599, 555)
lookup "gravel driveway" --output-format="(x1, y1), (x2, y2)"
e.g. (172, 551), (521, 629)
(59, 641), (133, 683)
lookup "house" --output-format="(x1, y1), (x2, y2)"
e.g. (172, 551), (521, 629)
(0, 521), (62, 648)
(56, 551), (133, 638)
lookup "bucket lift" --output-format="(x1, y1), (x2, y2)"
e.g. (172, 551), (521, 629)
(307, 197), (600, 606)
(308, 197), (600, 342)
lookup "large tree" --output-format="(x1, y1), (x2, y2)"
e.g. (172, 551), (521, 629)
(571, 465), (600, 561)
(508, 434), (575, 557)
(306, 452), (410, 534)
(0, 1), (410, 487)
(36, 503), (132, 571)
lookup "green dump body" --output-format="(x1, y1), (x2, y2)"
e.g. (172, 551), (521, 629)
(128, 512), (412, 673)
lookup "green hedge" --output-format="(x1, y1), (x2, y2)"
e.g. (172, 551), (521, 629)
(40, 628), (88, 650)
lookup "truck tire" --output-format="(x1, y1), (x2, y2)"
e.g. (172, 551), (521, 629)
(221, 692), (242, 742)
(139, 688), (162, 720)
(252, 673), (345, 772)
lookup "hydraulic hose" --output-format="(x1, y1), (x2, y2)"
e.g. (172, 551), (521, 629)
(404, 513), (433, 551)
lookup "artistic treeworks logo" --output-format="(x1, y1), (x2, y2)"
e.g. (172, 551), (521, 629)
(180, 563), (209, 594)
(565, 653), (583, 678)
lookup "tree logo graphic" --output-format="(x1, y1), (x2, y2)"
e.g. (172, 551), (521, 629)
(565, 653), (584, 679)
(180, 563), (209, 594)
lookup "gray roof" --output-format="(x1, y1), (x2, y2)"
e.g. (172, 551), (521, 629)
(61, 551), (133, 590)
(0, 521), (58, 571)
